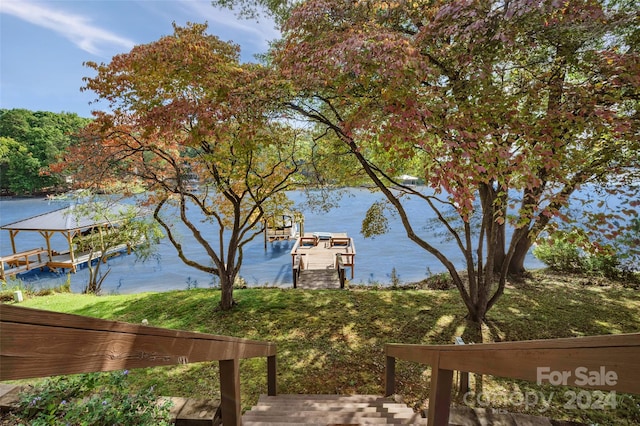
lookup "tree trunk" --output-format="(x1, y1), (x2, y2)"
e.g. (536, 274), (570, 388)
(219, 271), (236, 311)
(467, 302), (487, 324)
(492, 223), (506, 274)
(508, 234), (531, 276)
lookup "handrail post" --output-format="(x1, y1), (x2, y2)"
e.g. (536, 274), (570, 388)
(385, 355), (396, 396)
(293, 255), (300, 288)
(454, 337), (469, 395)
(336, 254), (345, 288)
(267, 354), (277, 396)
(427, 353), (453, 426)
(219, 358), (242, 426)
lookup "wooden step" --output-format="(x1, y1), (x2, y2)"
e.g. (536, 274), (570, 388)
(297, 270), (342, 289)
(243, 394), (427, 426)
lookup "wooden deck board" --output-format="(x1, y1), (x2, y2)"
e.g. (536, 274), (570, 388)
(47, 244), (130, 272)
(291, 233), (355, 288)
(0, 248), (48, 280)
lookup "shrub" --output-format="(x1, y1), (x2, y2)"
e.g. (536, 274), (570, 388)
(14, 370), (172, 426)
(533, 238), (583, 273)
(424, 269), (454, 290)
(534, 230), (625, 279)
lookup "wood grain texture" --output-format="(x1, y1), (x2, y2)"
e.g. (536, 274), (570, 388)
(386, 333), (640, 394)
(0, 304), (276, 381)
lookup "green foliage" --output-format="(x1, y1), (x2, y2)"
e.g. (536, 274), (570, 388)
(0, 109), (91, 195)
(389, 267), (400, 288)
(533, 230), (628, 279)
(424, 270), (455, 291)
(15, 370), (172, 425)
(361, 200), (390, 238)
(69, 199), (163, 295)
(533, 236), (584, 273)
(617, 217), (640, 271)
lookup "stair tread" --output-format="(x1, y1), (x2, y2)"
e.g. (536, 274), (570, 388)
(248, 406), (414, 414)
(243, 395), (426, 426)
(258, 394), (387, 402)
(244, 411), (419, 418)
(242, 419), (420, 425)
(242, 423), (417, 426)
(255, 402), (410, 408)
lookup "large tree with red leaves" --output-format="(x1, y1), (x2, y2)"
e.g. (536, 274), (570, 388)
(62, 23), (303, 310)
(271, 0), (639, 322)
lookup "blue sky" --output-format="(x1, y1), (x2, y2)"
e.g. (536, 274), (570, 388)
(1, 0), (280, 118)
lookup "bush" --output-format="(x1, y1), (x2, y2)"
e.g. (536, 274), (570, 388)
(534, 231), (625, 279)
(533, 238), (583, 273)
(14, 370), (172, 426)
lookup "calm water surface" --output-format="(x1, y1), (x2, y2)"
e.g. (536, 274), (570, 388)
(0, 189), (543, 294)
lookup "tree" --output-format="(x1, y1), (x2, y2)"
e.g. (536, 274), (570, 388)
(0, 136), (43, 194)
(67, 199), (163, 294)
(0, 109), (91, 195)
(215, 0), (293, 25)
(61, 23), (303, 310)
(274, 0), (639, 323)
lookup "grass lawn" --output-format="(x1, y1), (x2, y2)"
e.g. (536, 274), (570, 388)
(5, 270), (640, 424)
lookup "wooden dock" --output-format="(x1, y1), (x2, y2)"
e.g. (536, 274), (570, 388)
(47, 243), (131, 272)
(0, 248), (48, 280)
(0, 244), (132, 280)
(290, 233), (355, 289)
(1, 202), (140, 280)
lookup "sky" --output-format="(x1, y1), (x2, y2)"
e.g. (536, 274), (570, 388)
(0, 0), (280, 118)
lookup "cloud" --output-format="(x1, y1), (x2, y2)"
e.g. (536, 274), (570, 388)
(0, 0), (135, 55)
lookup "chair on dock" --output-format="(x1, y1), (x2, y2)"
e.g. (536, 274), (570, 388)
(329, 237), (350, 247)
(299, 236), (318, 247)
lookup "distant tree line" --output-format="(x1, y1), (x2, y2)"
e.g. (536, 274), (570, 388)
(0, 109), (91, 196)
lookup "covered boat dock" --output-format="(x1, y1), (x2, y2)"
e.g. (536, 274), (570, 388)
(0, 203), (135, 280)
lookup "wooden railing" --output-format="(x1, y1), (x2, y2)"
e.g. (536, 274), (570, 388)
(292, 254), (303, 288)
(385, 333), (640, 426)
(0, 305), (277, 425)
(335, 254), (346, 289)
(0, 248), (48, 280)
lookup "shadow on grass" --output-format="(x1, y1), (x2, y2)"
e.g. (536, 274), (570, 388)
(20, 279), (640, 422)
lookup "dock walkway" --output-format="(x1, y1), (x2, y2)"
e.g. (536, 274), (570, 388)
(290, 233), (355, 289)
(47, 243), (131, 273)
(0, 248), (48, 280)
(0, 244), (132, 281)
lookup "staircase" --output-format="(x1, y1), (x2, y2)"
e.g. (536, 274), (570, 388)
(296, 270), (343, 289)
(242, 394), (428, 425)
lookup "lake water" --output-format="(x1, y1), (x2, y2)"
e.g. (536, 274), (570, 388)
(0, 189), (544, 294)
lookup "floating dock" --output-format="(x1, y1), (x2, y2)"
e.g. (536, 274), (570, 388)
(290, 232), (355, 289)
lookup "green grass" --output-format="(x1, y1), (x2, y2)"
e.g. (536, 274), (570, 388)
(6, 271), (640, 424)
